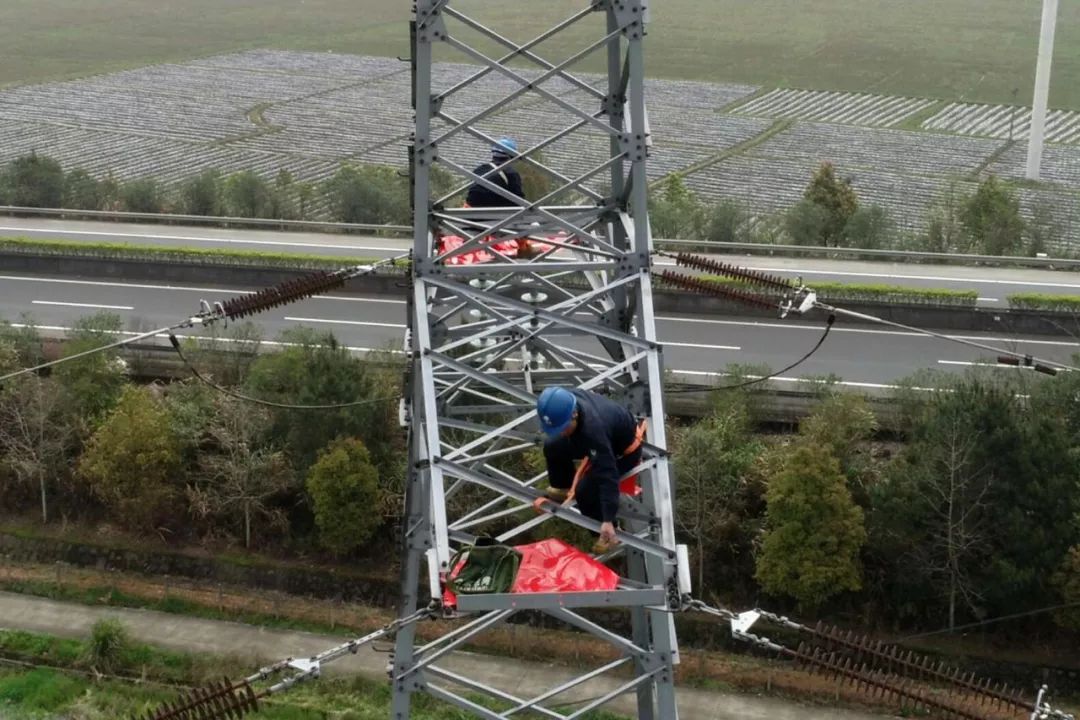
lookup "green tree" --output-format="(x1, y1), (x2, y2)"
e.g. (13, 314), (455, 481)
(223, 171), (272, 218)
(78, 385), (182, 534)
(756, 443), (866, 610)
(269, 169), (298, 219)
(120, 178), (164, 213)
(872, 393), (993, 630)
(702, 200), (751, 244)
(179, 169), (223, 216)
(52, 313), (127, 427)
(295, 181), (316, 220)
(1024, 201), (1060, 257)
(962, 175), (1025, 256)
(243, 328), (401, 475)
(187, 397), (294, 548)
(1052, 546), (1080, 630)
(649, 174), (705, 239)
(2, 153), (65, 208)
(306, 437), (381, 556)
(799, 162), (858, 246)
(798, 392), (878, 498)
(674, 401), (763, 591)
(785, 199), (830, 246)
(0, 377), (74, 524)
(922, 184), (969, 253)
(63, 169), (104, 210)
(843, 205), (894, 249)
(323, 163), (409, 225)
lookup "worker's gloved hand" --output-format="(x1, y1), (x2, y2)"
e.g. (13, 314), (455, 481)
(592, 521), (619, 555)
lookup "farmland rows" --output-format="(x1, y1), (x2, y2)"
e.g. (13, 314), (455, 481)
(0, 119), (339, 185)
(751, 122), (1000, 177)
(733, 88), (935, 128)
(923, 103), (1080, 144)
(6, 49), (1080, 248)
(986, 143), (1080, 187)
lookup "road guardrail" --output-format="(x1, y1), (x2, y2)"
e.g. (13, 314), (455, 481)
(2, 205), (1079, 270)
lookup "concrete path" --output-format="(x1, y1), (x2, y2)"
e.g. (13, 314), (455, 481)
(0, 591), (893, 719)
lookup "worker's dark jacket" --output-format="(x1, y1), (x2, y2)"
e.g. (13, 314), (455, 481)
(465, 161), (524, 207)
(543, 389), (640, 523)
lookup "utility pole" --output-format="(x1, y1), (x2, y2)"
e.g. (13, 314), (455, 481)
(1026, 0), (1060, 180)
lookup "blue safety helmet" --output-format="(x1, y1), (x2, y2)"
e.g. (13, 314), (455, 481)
(537, 386), (577, 438)
(492, 137), (518, 159)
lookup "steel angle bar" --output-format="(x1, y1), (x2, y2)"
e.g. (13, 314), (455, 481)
(406, 611), (517, 678)
(432, 376), (515, 407)
(425, 666), (566, 720)
(495, 512), (553, 544)
(455, 589), (667, 612)
(445, 157), (619, 244)
(440, 6), (605, 104)
(437, 417), (537, 444)
(438, 349), (645, 463)
(440, 260), (620, 275)
(442, 36), (623, 139)
(565, 670), (661, 720)
(412, 287), (454, 569)
(446, 440), (535, 466)
(423, 684), (510, 720)
(412, 609), (514, 660)
(428, 351), (537, 403)
(547, 607), (650, 656)
(434, 113), (602, 205)
(436, 157), (611, 245)
(427, 275), (652, 351)
(429, 30), (622, 149)
(450, 502), (532, 532)
(438, 459), (676, 561)
(507, 657), (633, 715)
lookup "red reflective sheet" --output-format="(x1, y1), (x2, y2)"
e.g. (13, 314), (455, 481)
(437, 234), (525, 265)
(442, 538), (618, 607)
(510, 538), (619, 593)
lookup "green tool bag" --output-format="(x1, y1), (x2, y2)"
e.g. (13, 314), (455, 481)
(447, 544), (522, 595)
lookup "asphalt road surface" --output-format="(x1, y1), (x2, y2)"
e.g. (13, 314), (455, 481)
(2, 273), (1077, 388)
(5, 217), (1080, 307)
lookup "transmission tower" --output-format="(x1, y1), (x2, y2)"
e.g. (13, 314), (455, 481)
(393, 1), (683, 718)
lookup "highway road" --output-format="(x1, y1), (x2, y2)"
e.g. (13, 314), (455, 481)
(2, 273), (1077, 389)
(5, 217), (1080, 306)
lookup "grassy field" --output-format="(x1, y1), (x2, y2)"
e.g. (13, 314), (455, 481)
(3, 0), (1080, 106)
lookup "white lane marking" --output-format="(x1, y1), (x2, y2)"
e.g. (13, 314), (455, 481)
(657, 315), (1080, 348)
(671, 369), (905, 391)
(32, 300), (134, 311)
(284, 316), (407, 329)
(662, 341), (741, 351)
(653, 258), (1080, 289)
(0, 275), (405, 305)
(740, 266), (1080, 289)
(8, 323), (405, 355)
(0, 226), (404, 253)
(936, 359), (1070, 371)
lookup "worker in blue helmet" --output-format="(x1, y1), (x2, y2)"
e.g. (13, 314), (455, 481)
(536, 386), (646, 548)
(465, 137), (525, 208)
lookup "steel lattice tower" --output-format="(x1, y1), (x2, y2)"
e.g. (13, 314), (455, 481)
(393, 2), (681, 717)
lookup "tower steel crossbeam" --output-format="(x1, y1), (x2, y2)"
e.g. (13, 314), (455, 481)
(394, 2), (681, 718)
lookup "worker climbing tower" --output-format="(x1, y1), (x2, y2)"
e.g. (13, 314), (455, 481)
(394, 1), (683, 717)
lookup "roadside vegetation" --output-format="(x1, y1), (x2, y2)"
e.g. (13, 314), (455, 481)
(0, 153), (1064, 258)
(1, 317), (1079, 655)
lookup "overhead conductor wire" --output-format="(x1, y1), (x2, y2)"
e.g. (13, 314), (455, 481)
(0, 254), (412, 410)
(661, 251), (1080, 378)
